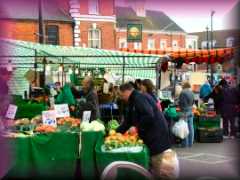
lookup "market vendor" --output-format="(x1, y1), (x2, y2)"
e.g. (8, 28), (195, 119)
(78, 76), (100, 121)
(117, 83), (178, 179)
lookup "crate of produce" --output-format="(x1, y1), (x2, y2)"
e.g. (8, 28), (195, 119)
(198, 115), (221, 128)
(95, 130), (150, 180)
(197, 127), (223, 143)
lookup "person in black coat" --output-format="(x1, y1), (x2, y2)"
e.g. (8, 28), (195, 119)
(117, 83), (176, 178)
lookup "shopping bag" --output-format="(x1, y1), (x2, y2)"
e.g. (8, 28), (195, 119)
(171, 119), (189, 139)
(160, 149), (180, 179)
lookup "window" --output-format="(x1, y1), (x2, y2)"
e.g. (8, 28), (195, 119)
(148, 39), (155, 50)
(172, 40), (178, 48)
(193, 41), (197, 49)
(160, 40), (167, 49)
(46, 25), (59, 45)
(119, 38), (127, 48)
(88, 29), (101, 48)
(134, 42), (142, 49)
(201, 40), (216, 49)
(226, 37), (234, 47)
(89, 0), (99, 15)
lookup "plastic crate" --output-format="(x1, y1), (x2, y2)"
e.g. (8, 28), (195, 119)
(197, 127), (223, 143)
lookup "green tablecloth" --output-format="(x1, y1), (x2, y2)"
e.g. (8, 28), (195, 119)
(5, 132), (79, 179)
(95, 137), (150, 180)
(80, 131), (104, 180)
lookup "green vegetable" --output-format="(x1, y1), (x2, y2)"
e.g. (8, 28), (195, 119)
(107, 120), (120, 131)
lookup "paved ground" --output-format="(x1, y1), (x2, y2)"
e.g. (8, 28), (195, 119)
(174, 138), (240, 180)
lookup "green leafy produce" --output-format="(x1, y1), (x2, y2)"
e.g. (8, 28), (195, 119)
(107, 120), (120, 131)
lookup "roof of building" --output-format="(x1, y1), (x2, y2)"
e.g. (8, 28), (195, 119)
(0, 0), (72, 22)
(116, 6), (185, 32)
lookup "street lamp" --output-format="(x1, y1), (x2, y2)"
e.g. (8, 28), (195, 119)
(206, 26), (209, 73)
(210, 10), (215, 86)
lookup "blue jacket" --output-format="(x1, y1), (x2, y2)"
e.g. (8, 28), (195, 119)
(200, 83), (212, 99)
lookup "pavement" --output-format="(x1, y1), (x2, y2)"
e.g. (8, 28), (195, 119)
(174, 138), (240, 180)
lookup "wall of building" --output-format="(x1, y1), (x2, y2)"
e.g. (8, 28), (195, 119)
(0, 20), (73, 46)
(116, 31), (186, 50)
(79, 21), (116, 49)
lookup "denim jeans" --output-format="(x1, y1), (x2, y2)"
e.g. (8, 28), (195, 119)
(181, 110), (194, 147)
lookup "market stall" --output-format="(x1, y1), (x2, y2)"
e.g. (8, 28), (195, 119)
(0, 39), (162, 179)
(120, 47), (234, 144)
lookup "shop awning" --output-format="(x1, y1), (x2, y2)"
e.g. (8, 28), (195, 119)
(119, 47), (235, 64)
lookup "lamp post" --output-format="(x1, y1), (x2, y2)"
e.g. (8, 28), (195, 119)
(38, 0), (44, 44)
(210, 10), (215, 86)
(206, 26), (209, 73)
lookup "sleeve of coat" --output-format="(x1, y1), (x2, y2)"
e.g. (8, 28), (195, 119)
(135, 96), (155, 127)
(116, 118), (132, 134)
(79, 92), (98, 111)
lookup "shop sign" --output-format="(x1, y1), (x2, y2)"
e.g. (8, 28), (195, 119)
(42, 110), (57, 127)
(127, 24), (142, 42)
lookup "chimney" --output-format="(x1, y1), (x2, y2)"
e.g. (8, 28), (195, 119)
(127, 0), (146, 17)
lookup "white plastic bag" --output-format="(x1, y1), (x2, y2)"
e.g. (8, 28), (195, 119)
(160, 149), (180, 179)
(172, 119), (189, 139)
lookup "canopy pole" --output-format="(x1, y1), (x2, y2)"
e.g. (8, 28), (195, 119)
(173, 63), (177, 98)
(156, 59), (161, 92)
(62, 57), (64, 87)
(43, 57), (46, 86)
(122, 56), (126, 84)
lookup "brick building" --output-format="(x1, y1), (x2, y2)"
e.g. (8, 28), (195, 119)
(190, 29), (240, 49)
(0, 0), (186, 50)
(115, 3), (186, 50)
(68, 0), (116, 49)
(0, 0), (74, 46)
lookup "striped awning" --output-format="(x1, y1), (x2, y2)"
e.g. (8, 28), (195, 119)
(0, 39), (162, 68)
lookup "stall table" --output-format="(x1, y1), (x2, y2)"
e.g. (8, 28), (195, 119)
(4, 132), (79, 179)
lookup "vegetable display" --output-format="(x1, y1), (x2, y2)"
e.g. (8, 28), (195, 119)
(104, 128), (143, 151)
(57, 117), (81, 127)
(80, 120), (105, 132)
(35, 124), (57, 133)
(107, 119), (120, 131)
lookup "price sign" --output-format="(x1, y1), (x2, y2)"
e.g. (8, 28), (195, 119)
(42, 110), (57, 127)
(5, 104), (18, 119)
(54, 104), (70, 118)
(82, 111), (91, 123)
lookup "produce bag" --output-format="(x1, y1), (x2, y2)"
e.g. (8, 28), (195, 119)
(171, 119), (189, 139)
(164, 106), (178, 120)
(151, 149), (179, 179)
(55, 84), (76, 105)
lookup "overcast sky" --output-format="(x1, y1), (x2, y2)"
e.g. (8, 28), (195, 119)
(116, 0), (239, 32)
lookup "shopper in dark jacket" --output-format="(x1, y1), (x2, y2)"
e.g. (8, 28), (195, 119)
(117, 83), (171, 155)
(117, 83), (177, 178)
(221, 81), (239, 138)
(78, 77), (100, 121)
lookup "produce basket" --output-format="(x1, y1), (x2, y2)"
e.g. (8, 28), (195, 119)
(95, 137), (150, 180)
